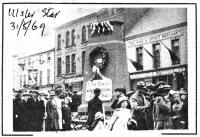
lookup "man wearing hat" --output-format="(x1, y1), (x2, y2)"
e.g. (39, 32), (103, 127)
(71, 90), (81, 112)
(13, 90), (23, 131)
(153, 85), (172, 130)
(111, 87), (127, 110)
(129, 81), (150, 130)
(46, 90), (59, 131)
(87, 88), (103, 130)
(20, 93), (31, 131)
(27, 90), (40, 131)
(37, 93), (45, 131)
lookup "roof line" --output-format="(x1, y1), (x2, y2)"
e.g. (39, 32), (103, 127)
(18, 48), (55, 59)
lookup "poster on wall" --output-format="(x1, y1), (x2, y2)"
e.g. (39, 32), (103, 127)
(28, 69), (38, 85)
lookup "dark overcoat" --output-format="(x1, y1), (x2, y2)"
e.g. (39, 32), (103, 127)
(46, 99), (59, 131)
(87, 96), (103, 130)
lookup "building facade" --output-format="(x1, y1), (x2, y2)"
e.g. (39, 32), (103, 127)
(14, 49), (55, 92)
(126, 8), (187, 91)
(54, 12), (97, 92)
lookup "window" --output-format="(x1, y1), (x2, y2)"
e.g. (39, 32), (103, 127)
(87, 25), (90, 39)
(66, 31), (70, 48)
(28, 58), (31, 66)
(57, 34), (61, 50)
(71, 29), (75, 46)
(71, 54), (76, 73)
(66, 55), (70, 74)
(153, 43), (160, 69)
(136, 47), (143, 70)
(39, 55), (44, 64)
(171, 39), (180, 65)
(47, 69), (50, 84)
(57, 58), (62, 76)
(47, 53), (51, 62)
(24, 75), (26, 86)
(82, 51), (85, 72)
(82, 26), (87, 42)
(20, 76), (22, 87)
(39, 71), (43, 85)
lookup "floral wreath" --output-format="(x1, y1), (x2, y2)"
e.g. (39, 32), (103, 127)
(89, 47), (109, 71)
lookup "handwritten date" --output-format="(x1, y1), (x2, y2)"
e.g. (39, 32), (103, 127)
(10, 19), (45, 36)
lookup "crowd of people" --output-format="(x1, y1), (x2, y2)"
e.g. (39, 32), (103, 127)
(13, 81), (188, 131)
(87, 81), (188, 131)
(13, 89), (81, 131)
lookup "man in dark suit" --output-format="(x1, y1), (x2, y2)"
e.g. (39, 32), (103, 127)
(21, 93), (30, 131)
(27, 90), (40, 131)
(87, 88), (103, 130)
(13, 90), (23, 131)
(37, 93), (45, 131)
(71, 90), (81, 112)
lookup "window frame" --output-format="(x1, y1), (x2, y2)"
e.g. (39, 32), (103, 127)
(71, 54), (76, 73)
(71, 29), (76, 47)
(152, 43), (161, 69)
(171, 38), (180, 65)
(57, 34), (62, 50)
(136, 46), (143, 70)
(66, 31), (70, 48)
(66, 55), (70, 74)
(57, 57), (62, 76)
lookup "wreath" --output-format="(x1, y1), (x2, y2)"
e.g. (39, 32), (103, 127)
(89, 47), (109, 71)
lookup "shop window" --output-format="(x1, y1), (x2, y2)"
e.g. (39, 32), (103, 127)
(136, 47), (143, 70)
(66, 55), (70, 74)
(66, 31), (70, 48)
(82, 26), (87, 43)
(176, 73), (185, 90)
(57, 34), (61, 50)
(39, 71), (42, 85)
(82, 51), (85, 73)
(71, 29), (76, 46)
(153, 43), (160, 69)
(47, 69), (50, 84)
(171, 39), (180, 65)
(57, 57), (62, 76)
(72, 54), (76, 73)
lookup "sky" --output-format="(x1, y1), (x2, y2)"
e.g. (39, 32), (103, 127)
(4, 4), (101, 57)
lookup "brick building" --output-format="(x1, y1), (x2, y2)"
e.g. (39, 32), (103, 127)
(126, 8), (187, 91)
(54, 12), (97, 92)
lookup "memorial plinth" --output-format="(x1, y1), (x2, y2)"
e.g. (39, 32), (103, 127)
(78, 21), (130, 112)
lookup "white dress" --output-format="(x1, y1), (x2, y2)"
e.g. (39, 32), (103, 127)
(110, 108), (131, 131)
(54, 97), (63, 130)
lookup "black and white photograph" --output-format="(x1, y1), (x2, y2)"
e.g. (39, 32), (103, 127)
(1, 0), (199, 136)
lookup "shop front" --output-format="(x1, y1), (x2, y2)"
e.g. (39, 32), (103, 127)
(63, 75), (84, 92)
(130, 64), (187, 91)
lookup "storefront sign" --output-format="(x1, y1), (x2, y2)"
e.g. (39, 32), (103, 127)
(130, 66), (186, 79)
(64, 76), (83, 83)
(85, 78), (112, 102)
(127, 28), (185, 47)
